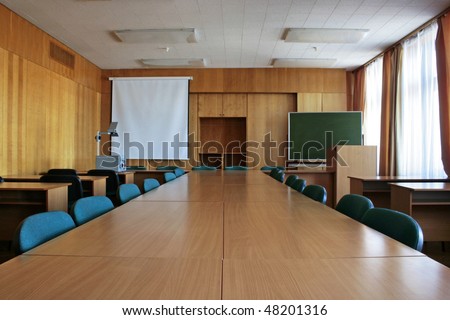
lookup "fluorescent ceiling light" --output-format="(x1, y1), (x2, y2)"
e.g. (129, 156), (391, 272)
(284, 28), (369, 43)
(272, 58), (337, 68)
(115, 28), (198, 43)
(140, 58), (205, 68)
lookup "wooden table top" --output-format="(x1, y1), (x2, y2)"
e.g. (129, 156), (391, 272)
(348, 175), (449, 182)
(0, 255), (221, 300)
(3, 175), (107, 182)
(0, 182), (70, 191)
(390, 182), (450, 191)
(223, 256), (450, 299)
(26, 201), (223, 258)
(223, 200), (423, 259)
(2, 170), (450, 300)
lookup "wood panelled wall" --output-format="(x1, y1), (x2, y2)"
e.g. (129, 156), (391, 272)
(102, 68), (348, 168)
(0, 4), (102, 175)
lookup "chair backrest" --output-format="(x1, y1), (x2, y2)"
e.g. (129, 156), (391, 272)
(40, 174), (83, 209)
(174, 167), (185, 177)
(156, 166), (178, 170)
(224, 166), (247, 170)
(70, 196), (114, 226)
(291, 178), (306, 192)
(273, 170), (285, 182)
(126, 166), (146, 171)
(261, 166), (276, 171)
(285, 175), (299, 187)
(13, 211), (76, 254)
(143, 178), (160, 192)
(302, 184), (327, 204)
(164, 172), (177, 182)
(192, 166), (217, 170)
(335, 194), (374, 221)
(269, 168), (281, 177)
(47, 168), (77, 176)
(117, 183), (141, 204)
(87, 169), (120, 197)
(361, 208), (424, 251)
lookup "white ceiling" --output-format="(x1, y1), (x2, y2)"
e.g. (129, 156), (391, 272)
(1, 0), (449, 70)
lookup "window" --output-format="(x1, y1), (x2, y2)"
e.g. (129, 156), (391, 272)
(396, 22), (445, 177)
(364, 56), (383, 174)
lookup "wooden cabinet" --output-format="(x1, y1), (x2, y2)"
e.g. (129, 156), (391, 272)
(198, 94), (247, 117)
(199, 118), (247, 168)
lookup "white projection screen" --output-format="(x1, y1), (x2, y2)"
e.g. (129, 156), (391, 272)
(110, 77), (190, 160)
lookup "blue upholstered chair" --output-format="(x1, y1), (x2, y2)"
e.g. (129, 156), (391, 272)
(224, 166), (247, 170)
(291, 178), (306, 192)
(260, 166), (276, 171)
(269, 168), (281, 177)
(284, 175), (299, 187)
(361, 208), (424, 251)
(143, 178), (160, 192)
(117, 184), (141, 204)
(335, 194), (374, 222)
(174, 168), (185, 177)
(70, 196), (114, 226)
(302, 184), (327, 204)
(156, 166), (178, 170)
(273, 170), (285, 182)
(13, 211), (76, 254)
(192, 166), (217, 171)
(164, 172), (177, 182)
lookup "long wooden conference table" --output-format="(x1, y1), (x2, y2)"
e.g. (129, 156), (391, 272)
(0, 170), (450, 299)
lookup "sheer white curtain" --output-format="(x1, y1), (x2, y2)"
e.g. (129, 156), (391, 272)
(396, 22), (445, 177)
(364, 56), (383, 174)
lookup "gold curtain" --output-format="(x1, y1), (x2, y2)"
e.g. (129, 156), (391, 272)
(436, 15), (450, 177)
(379, 47), (402, 176)
(352, 67), (366, 112)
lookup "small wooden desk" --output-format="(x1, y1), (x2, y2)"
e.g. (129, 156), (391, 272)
(118, 171), (135, 184)
(349, 176), (449, 207)
(3, 175), (107, 196)
(0, 182), (68, 240)
(390, 182), (450, 241)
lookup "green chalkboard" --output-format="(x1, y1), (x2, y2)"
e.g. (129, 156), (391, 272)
(288, 112), (362, 161)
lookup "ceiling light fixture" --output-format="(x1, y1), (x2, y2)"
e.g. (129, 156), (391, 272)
(284, 28), (369, 43)
(272, 58), (337, 68)
(115, 28), (198, 43)
(140, 58), (205, 68)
